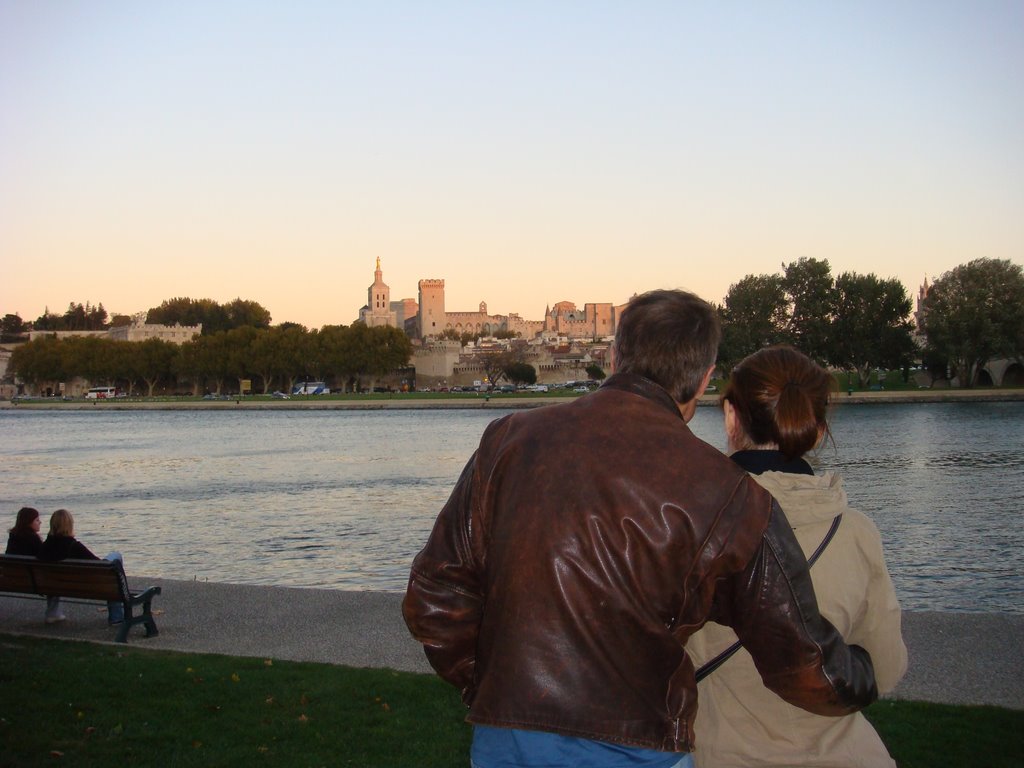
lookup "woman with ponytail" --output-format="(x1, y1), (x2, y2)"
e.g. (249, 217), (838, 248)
(687, 345), (907, 768)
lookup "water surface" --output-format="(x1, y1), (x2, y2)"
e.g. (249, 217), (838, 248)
(1, 403), (1021, 613)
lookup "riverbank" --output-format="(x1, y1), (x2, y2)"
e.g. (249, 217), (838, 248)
(3, 388), (1023, 410)
(1, 579), (1020, 710)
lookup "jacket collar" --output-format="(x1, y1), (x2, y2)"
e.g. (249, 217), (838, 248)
(731, 449), (814, 476)
(600, 373), (683, 420)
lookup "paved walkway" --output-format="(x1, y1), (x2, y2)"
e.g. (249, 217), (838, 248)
(1, 577), (1020, 710)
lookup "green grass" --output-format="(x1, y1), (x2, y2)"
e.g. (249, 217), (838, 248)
(1, 635), (1020, 767)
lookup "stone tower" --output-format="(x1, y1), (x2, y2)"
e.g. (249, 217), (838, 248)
(359, 257), (398, 328)
(417, 279), (446, 338)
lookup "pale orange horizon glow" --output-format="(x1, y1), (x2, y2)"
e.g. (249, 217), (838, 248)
(2, 3), (1021, 329)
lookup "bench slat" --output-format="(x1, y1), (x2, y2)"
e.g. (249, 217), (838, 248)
(0, 557), (38, 593)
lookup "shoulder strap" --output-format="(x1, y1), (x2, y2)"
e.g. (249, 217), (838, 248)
(694, 514), (843, 683)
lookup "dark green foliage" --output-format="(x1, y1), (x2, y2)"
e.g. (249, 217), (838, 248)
(32, 302), (109, 332)
(831, 272), (916, 388)
(718, 274), (789, 371)
(921, 258), (1024, 387)
(505, 361), (538, 386)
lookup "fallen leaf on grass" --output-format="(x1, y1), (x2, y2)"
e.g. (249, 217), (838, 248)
(298, 714), (309, 723)
(49, 750), (64, 758)
(231, 673), (240, 683)
(263, 658), (273, 666)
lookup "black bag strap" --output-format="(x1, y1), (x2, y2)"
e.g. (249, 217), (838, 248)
(694, 514), (843, 683)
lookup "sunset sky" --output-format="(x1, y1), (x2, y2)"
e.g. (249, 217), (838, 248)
(1, 1), (1021, 329)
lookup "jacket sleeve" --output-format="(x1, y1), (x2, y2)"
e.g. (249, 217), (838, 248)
(712, 501), (878, 716)
(847, 518), (908, 694)
(402, 454), (484, 703)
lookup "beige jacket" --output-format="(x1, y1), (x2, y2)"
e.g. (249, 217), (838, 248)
(687, 468), (907, 768)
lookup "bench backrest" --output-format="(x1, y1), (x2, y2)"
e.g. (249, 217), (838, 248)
(0, 555), (129, 602)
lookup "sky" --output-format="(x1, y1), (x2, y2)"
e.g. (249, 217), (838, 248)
(1, 1), (1021, 329)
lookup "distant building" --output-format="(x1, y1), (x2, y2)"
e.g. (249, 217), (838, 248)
(358, 258), (418, 330)
(27, 330), (107, 341)
(107, 319), (201, 344)
(357, 259), (628, 341)
(27, 320), (200, 345)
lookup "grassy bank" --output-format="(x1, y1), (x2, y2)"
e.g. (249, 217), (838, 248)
(0, 635), (1019, 767)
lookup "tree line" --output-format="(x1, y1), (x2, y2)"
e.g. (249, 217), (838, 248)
(1, 297), (275, 343)
(718, 257), (1023, 388)
(9, 324), (412, 397)
(5, 258), (1022, 391)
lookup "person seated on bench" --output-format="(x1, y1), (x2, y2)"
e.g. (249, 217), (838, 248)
(5, 507), (43, 556)
(38, 509), (125, 626)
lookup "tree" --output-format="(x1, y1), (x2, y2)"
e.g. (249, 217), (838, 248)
(9, 337), (66, 388)
(189, 332), (232, 393)
(147, 297), (229, 334)
(718, 274), (789, 371)
(318, 325), (357, 391)
(1, 313), (27, 343)
(921, 258), (1024, 387)
(362, 325), (413, 390)
(584, 363), (606, 381)
(505, 362), (537, 386)
(830, 272), (916, 388)
(32, 302), (109, 331)
(439, 327), (477, 346)
(470, 347), (517, 389)
(133, 339), (179, 396)
(783, 257), (835, 364)
(225, 298), (272, 329)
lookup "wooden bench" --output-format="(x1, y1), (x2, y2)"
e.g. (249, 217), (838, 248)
(0, 554), (162, 643)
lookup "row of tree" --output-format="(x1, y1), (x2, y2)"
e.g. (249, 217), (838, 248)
(6, 258), (1022, 389)
(9, 323), (412, 396)
(717, 257), (1023, 387)
(1, 297), (276, 342)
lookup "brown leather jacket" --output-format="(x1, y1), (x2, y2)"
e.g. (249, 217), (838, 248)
(403, 373), (877, 752)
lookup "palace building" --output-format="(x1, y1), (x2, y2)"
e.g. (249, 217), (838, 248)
(358, 259), (627, 342)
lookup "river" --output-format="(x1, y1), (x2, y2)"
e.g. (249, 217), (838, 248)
(1, 402), (1021, 613)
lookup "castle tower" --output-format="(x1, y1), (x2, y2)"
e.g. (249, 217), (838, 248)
(417, 279), (446, 338)
(359, 257), (398, 328)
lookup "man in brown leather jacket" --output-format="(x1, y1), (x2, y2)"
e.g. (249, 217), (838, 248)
(403, 289), (877, 768)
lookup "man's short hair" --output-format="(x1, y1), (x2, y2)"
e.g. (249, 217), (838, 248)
(614, 289), (720, 403)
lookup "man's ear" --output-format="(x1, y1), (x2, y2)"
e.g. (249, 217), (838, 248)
(699, 365), (715, 393)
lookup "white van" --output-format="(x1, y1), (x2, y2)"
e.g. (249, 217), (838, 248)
(85, 386), (118, 399)
(292, 381), (331, 395)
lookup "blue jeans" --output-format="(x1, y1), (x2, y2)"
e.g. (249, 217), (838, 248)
(106, 551), (125, 624)
(471, 759), (692, 768)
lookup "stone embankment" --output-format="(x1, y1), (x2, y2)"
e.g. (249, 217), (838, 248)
(3, 389), (1022, 411)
